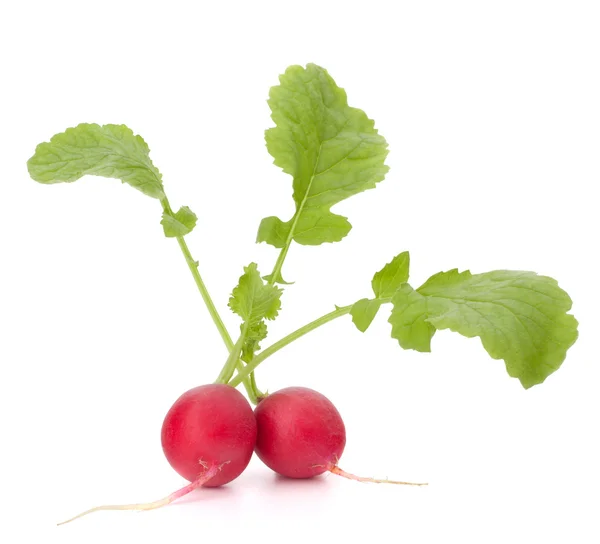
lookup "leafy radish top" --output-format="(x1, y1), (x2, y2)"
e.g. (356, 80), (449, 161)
(259, 65), (389, 252)
(27, 63), (578, 397)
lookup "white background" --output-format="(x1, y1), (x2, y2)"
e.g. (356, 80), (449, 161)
(1, 1), (599, 543)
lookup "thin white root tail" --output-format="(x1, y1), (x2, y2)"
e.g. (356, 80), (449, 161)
(57, 463), (222, 526)
(329, 465), (428, 486)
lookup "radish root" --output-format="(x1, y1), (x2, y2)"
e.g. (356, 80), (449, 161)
(57, 462), (224, 526)
(329, 465), (428, 486)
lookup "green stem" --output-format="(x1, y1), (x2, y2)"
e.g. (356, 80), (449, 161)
(248, 371), (263, 400)
(219, 208), (302, 391)
(216, 326), (247, 384)
(175, 235), (233, 349)
(239, 207), (303, 389)
(269, 234), (293, 286)
(217, 161), (319, 390)
(161, 198), (259, 403)
(229, 295), (394, 388)
(267, 146), (322, 287)
(228, 304), (353, 387)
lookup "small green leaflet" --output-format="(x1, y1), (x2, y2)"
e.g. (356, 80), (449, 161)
(350, 251), (410, 332)
(389, 269), (578, 388)
(241, 321), (267, 363)
(161, 206), (198, 237)
(229, 263), (282, 321)
(372, 252), (410, 298)
(258, 63), (389, 256)
(256, 216), (289, 249)
(27, 123), (165, 199)
(229, 263), (283, 360)
(350, 298), (383, 333)
(262, 271), (294, 285)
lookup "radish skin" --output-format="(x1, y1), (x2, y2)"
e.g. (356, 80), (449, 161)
(161, 383), (257, 487)
(255, 386), (427, 486)
(254, 387), (346, 478)
(58, 384), (257, 524)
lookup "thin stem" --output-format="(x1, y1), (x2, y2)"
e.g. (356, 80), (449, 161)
(229, 304), (353, 387)
(216, 207), (301, 389)
(162, 198), (233, 350)
(243, 373), (259, 405)
(228, 296), (394, 387)
(229, 186), (312, 390)
(268, 144), (323, 286)
(254, 156), (323, 384)
(248, 371), (264, 400)
(175, 235), (234, 350)
(216, 327), (247, 384)
(268, 233), (293, 286)
(161, 198), (259, 402)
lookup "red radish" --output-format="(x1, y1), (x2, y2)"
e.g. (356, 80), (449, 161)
(161, 383), (257, 487)
(58, 384), (256, 525)
(255, 386), (346, 478)
(255, 386), (427, 486)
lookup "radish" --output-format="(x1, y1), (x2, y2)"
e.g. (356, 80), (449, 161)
(255, 386), (346, 478)
(255, 387), (427, 485)
(58, 384), (256, 525)
(161, 383), (257, 487)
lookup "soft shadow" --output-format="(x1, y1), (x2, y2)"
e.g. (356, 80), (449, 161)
(272, 472), (331, 489)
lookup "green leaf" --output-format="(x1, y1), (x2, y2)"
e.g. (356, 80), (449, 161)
(161, 206), (197, 237)
(229, 263), (282, 322)
(241, 321), (268, 362)
(388, 284), (437, 351)
(372, 251), (410, 298)
(229, 263), (283, 361)
(389, 269), (578, 388)
(259, 211), (352, 247)
(258, 63), (389, 248)
(257, 216), (289, 249)
(27, 123), (165, 199)
(350, 251), (411, 332)
(350, 298), (382, 332)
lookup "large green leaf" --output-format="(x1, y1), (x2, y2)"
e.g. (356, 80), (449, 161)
(258, 64), (389, 249)
(389, 269), (578, 388)
(27, 123), (165, 199)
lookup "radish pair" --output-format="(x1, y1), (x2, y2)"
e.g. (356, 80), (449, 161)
(162, 384), (347, 486)
(60, 384), (424, 525)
